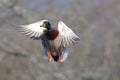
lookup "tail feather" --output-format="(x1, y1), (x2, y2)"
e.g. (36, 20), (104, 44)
(49, 52), (68, 62)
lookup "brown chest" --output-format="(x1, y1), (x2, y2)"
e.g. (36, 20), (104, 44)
(44, 29), (59, 40)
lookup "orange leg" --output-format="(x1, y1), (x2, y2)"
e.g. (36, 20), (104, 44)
(58, 52), (61, 62)
(47, 50), (51, 61)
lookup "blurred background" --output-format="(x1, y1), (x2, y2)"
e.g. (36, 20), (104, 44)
(0, 0), (120, 80)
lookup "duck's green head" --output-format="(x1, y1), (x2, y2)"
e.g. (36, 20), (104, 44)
(41, 20), (51, 30)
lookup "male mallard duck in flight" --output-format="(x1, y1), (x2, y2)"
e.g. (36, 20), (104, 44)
(17, 20), (80, 62)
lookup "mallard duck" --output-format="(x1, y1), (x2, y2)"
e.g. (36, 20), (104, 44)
(17, 20), (80, 62)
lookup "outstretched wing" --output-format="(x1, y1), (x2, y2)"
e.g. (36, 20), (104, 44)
(58, 21), (80, 47)
(16, 21), (47, 40)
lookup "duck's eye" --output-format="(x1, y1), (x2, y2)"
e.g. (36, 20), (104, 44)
(44, 22), (48, 25)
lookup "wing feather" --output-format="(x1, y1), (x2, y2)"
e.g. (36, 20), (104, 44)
(58, 21), (80, 47)
(16, 21), (47, 40)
